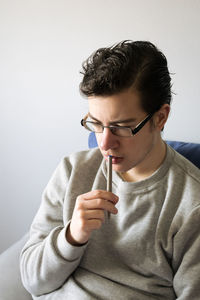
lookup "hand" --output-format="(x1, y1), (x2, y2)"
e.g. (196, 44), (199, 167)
(66, 190), (118, 245)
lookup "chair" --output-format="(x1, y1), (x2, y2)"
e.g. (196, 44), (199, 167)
(0, 135), (200, 299)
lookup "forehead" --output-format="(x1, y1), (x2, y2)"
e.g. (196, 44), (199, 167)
(88, 88), (144, 121)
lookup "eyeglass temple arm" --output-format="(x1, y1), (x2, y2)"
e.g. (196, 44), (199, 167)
(81, 113), (89, 126)
(131, 114), (153, 135)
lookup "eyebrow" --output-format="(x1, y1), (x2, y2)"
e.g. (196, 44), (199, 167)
(88, 112), (137, 125)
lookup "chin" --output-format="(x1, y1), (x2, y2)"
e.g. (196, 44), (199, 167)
(112, 164), (130, 173)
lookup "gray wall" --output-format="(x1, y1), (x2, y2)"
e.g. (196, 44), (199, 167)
(1, 0), (200, 253)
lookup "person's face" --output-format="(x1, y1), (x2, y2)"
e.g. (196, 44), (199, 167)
(88, 88), (165, 175)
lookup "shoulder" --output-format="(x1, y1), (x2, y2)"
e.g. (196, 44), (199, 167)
(68, 147), (102, 164)
(58, 148), (103, 179)
(47, 148), (102, 181)
(43, 148), (103, 200)
(167, 145), (200, 209)
(169, 145), (200, 185)
(64, 147), (102, 169)
(61, 148), (104, 201)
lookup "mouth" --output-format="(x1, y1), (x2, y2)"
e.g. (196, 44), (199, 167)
(105, 155), (123, 164)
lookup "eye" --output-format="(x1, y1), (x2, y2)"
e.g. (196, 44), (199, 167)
(90, 122), (103, 132)
(115, 122), (135, 128)
(110, 127), (118, 134)
(110, 125), (131, 137)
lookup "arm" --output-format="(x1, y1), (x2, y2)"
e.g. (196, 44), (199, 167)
(20, 157), (118, 297)
(173, 206), (200, 299)
(20, 158), (87, 296)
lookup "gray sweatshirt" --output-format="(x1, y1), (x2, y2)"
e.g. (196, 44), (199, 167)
(20, 145), (200, 299)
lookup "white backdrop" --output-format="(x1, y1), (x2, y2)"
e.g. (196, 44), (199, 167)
(1, 0), (200, 253)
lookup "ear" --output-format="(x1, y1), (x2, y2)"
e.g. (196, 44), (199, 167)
(154, 104), (170, 131)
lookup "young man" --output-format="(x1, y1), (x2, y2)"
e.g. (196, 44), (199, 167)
(20, 41), (200, 299)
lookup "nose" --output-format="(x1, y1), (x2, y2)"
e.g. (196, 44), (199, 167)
(99, 127), (119, 151)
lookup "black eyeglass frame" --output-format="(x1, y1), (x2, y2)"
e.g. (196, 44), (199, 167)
(81, 113), (153, 137)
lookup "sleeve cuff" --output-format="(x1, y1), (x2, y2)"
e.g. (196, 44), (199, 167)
(55, 221), (88, 261)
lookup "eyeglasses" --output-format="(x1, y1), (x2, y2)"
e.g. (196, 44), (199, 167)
(81, 113), (153, 137)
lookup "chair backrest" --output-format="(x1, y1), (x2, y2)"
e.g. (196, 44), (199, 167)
(166, 140), (200, 168)
(88, 132), (200, 169)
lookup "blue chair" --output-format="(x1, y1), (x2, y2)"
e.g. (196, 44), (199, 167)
(88, 132), (200, 169)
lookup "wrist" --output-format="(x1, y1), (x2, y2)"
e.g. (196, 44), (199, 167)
(66, 224), (88, 246)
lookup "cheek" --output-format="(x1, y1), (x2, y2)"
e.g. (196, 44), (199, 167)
(124, 132), (152, 154)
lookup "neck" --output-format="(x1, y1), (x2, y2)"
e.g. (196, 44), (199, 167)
(120, 138), (167, 182)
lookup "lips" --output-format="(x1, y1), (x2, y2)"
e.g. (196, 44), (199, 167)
(105, 155), (123, 164)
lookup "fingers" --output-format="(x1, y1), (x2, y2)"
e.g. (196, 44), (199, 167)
(76, 197), (118, 215)
(67, 190), (119, 245)
(76, 189), (118, 214)
(82, 190), (119, 204)
(77, 190), (118, 212)
(77, 209), (105, 221)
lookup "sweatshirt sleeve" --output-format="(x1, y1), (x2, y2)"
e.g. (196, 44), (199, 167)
(173, 206), (200, 299)
(20, 157), (88, 296)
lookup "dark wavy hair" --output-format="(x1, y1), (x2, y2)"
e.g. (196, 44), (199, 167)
(79, 40), (172, 114)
